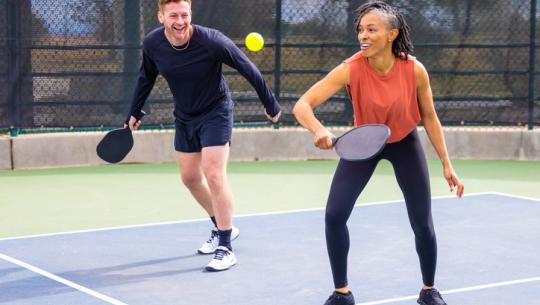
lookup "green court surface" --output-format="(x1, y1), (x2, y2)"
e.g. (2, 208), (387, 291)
(1, 160), (539, 238)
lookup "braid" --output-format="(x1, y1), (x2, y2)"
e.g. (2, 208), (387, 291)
(353, 1), (414, 60)
(393, 12), (414, 59)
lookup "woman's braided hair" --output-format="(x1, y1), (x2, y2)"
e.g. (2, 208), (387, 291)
(354, 1), (414, 59)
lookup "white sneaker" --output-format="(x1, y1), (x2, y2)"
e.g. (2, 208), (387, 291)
(197, 226), (240, 254)
(205, 246), (237, 271)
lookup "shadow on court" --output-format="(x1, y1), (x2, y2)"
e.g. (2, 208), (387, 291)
(0, 193), (538, 305)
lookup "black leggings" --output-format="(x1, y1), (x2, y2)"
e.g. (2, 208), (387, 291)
(325, 129), (437, 288)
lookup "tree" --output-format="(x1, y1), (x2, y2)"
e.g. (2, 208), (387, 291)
(68, 0), (114, 41)
(192, 0), (276, 40)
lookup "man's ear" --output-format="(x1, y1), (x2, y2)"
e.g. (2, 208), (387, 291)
(157, 10), (164, 24)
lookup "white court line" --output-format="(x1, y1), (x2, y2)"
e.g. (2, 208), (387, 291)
(356, 276), (540, 305)
(0, 192), (493, 242)
(235, 192), (493, 218)
(0, 253), (129, 305)
(488, 191), (540, 202)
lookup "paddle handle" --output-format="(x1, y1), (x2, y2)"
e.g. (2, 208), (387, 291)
(125, 110), (146, 125)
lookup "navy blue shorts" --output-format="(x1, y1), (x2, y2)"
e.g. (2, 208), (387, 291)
(174, 102), (233, 153)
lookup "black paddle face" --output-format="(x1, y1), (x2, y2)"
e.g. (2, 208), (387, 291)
(96, 127), (134, 163)
(333, 124), (391, 161)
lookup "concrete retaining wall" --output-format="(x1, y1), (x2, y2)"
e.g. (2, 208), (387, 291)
(0, 137), (12, 170)
(10, 131), (176, 169)
(418, 127), (540, 160)
(6, 127), (540, 169)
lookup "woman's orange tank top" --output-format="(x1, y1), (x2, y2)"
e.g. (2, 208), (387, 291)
(344, 51), (420, 143)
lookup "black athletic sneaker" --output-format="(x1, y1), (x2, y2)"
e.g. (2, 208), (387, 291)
(323, 291), (355, 305)
(417, 288), (447, 305)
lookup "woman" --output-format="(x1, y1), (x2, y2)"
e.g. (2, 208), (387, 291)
(293, 2), (464, 305)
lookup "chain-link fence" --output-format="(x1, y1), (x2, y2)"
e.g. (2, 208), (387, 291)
(1, 0), (539, 133)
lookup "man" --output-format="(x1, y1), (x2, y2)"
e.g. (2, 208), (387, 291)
(126, 0), (281, 271)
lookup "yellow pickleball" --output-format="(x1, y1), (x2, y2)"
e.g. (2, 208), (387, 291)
(245, 32), (264, 52)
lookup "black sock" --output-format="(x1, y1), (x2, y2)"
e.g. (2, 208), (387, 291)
(210, 216), (217, 228)
(218, 229), (232, 250)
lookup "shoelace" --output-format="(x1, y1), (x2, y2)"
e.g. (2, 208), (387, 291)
(214, 248), (229, 261)
(330, 292), (348, 300)
(206, 230), (218, 243)
(426, 289), (445, 303)
(428, 289), (442, 298)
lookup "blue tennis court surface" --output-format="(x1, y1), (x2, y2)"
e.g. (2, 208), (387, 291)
(1, 192), (539, 305)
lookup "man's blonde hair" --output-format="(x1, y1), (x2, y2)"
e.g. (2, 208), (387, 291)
(158, 0), (191, 10)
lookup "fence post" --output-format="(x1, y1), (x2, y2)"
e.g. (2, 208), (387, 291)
(6, 0), (32, 134)
(6, 0), (19, 134)
(529, 0), (537, 130)
(274, 0), (282, 108)
(123, 0), (141, 113)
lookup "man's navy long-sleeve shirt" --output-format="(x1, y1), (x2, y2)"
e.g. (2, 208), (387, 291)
(127, 25), (280, 123)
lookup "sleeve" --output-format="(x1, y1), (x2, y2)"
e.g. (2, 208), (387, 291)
(125, 44), (159, 124)
(209, 31), (281, 117)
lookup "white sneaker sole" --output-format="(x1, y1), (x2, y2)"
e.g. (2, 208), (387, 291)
(205, 257), (237, 272)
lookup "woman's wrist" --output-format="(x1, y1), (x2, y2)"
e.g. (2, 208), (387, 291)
(441, 158), (451, 169)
